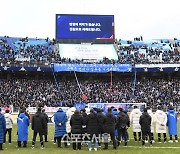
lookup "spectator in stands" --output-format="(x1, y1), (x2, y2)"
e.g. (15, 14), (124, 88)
(31, 107), (45, 149)
(54, 108), (67, 148)
(4, 109), (13, 143)
(130, 106), (142, 142)
(42, 108), (49, 142)
(0, 108), (6, 150)
(139, 108), (152, 146)
(70, 110), (83, 150)
(4, 106), (11, 113)
(17, 110), (30, 148)
(167, 106), (178, 143)
(154, 106), (167, 143)
(0, 78), (179, 110)
(1, 36), (180, 66)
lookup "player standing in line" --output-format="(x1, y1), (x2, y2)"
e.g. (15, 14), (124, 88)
(167, 106), (178, 143)
(154, 106), (167, 143)
(130, 106), (142, 142)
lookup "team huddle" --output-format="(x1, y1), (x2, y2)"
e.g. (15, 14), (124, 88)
(0, 105), (178, 151)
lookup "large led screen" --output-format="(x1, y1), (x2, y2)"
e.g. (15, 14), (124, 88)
(56, 14), (114, 40)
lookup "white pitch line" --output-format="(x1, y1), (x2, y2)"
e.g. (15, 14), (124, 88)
(7, 141), (180, 149)
(123, 146), (180, 149)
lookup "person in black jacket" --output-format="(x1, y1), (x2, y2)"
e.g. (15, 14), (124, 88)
(96, 108), (105, 147)
(116, 108), (130, 146)
(70, 110), (83, 150)
(42, 108), (49, 142)
(80, 109), (88, 144)
(31, 107), (45, 149)
(104, 108), (116, 150)
(139, 108), (152, 146)
(97, 109), (105, 134)
(86, 109), (99, 151)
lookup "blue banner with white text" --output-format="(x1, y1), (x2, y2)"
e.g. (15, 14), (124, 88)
(53, 63), (132, 73)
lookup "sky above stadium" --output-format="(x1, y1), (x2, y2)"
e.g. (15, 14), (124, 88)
(0, 0), (180, 40)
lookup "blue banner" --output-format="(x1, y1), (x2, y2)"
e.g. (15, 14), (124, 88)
(88, 103), (146, 113)
(134, 64), (180, 72)
(0, 65), (52, 72)
(74, 102), (87, 111)
(0, 63), (179, 72)
(53, 63), (132, 73)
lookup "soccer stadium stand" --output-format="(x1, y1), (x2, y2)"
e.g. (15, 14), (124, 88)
(0, 36), (179, 112)
(0, 36), (55, 66)
(0, 76), (179, 111)
(0, 36), (179, 65)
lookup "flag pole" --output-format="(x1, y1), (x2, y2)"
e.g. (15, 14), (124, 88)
(110, 71), (112, 92)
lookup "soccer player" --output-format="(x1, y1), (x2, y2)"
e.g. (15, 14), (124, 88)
(86, 109), (99, 151)
(130, 106), (142, 141)
(42, 109), (49, 142)
(154, 106), (167, 143)
(0, 108), (6, 150)
(167, 106), (178, 142)
(70, 110), (83, 150)
(147, 107), (155, 143)
(54, 108), (67, 148)
(4, 109), (13, 143)
(103, 108), (117, 150)
(116, 108), (130, 146)
(17, 110), (30, 148)
(139, 108), (152, 146)
(31, 107), (45, 149)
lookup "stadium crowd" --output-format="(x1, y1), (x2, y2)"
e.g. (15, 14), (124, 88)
(0, 78), (179, 110)
(0, 36), (57, 66)
(117, 39), (180, 65)
(0, 36), (180, 65)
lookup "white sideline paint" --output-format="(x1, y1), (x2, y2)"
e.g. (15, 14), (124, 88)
(7, 141), (180, 149)
(127, 146), (180, 149)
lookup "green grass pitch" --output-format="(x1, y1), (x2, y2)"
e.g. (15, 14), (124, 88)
(2, 123), (180, 154)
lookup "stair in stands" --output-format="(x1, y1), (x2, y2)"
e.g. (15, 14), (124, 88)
(177, 46), (180, 52)
(168, 39), (176, 45)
